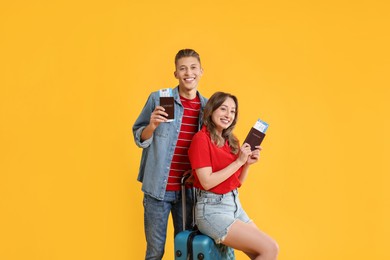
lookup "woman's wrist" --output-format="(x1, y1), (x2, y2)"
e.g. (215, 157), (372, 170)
(235, 158), (246, 167)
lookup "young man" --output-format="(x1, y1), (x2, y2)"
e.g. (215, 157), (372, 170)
(133, 49), (207, 259)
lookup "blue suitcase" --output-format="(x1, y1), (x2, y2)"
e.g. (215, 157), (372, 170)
(175, 230), (232, 260)
(174, 174), (235, 260)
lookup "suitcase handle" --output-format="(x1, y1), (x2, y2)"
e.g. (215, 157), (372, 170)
(181, 171), (195, 230)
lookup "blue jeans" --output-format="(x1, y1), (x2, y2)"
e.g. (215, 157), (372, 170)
(143, 189), (193, 260)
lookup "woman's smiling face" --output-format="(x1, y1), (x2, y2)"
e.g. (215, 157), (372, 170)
(211, 97), (236, 135)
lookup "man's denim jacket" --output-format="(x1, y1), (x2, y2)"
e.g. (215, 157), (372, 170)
(133, 86), (207, 200)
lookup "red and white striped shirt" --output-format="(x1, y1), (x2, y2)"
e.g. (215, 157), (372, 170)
(166, 95), (201, 191)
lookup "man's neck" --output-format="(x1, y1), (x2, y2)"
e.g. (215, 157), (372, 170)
(178, 87), (197, 99)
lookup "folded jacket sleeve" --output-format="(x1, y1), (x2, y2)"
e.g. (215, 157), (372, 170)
(132, 93), (156, 148)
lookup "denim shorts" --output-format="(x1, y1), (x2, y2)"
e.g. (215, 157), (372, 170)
(195, 189), (251, 244)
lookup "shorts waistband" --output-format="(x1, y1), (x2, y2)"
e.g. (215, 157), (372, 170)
(196, 189), (238, 198)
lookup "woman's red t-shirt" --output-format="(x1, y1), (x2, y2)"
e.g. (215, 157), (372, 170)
(188, 126), (242, 194)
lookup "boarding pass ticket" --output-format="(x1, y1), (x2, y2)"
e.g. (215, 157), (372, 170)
(253, 119), (269, 134)
(159, 88), (172, 97)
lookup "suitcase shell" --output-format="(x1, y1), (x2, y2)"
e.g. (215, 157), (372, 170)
(174, 230), (225, 260)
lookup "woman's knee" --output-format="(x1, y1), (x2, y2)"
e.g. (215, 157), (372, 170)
(265, 239), (279, 259)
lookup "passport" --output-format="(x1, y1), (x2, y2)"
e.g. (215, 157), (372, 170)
(243, 119), (269, 151)
(159, 88), (174, 122)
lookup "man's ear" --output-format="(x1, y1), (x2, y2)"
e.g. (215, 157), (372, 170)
(174, 71), (178, 79)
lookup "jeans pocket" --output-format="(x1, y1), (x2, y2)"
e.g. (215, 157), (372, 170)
(143, 194), (148, 207)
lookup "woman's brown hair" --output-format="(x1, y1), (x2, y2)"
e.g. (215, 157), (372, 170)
(203, 92), (239, 154)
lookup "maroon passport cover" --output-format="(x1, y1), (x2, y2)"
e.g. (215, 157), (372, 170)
(243, 127), (266, 151)
(159, 97), (174, 120)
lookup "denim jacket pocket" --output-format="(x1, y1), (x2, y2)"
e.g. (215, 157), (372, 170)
(154, 125), (169, 138)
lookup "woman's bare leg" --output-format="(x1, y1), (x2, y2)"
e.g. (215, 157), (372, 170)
(222, 220), (279, 260)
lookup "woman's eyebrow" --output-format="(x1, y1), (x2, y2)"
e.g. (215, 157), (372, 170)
(220, 104), (236, 109)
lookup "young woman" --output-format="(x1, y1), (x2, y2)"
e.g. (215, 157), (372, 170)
(188, 92), (279, 260)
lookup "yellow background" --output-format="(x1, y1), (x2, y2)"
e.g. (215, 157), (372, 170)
(1, 1), (389, 259)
